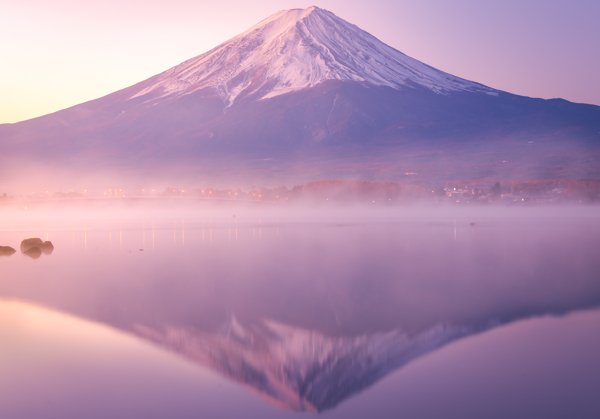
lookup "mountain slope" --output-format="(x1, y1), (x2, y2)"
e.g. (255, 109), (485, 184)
(131, 7), (494, 107)
(1, 7), (599, 189)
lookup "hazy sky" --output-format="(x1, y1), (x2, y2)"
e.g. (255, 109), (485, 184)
(1, 0), (599, 123)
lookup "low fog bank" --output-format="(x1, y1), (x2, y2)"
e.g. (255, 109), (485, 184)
(2, 179), (599, 207)
(0, 195), (598, 231)
(2, 179), (599, 232)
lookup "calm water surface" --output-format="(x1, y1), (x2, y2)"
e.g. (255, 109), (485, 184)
(1, 207), (599, 418)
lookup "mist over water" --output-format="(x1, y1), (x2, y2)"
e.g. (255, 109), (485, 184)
(1, 204), (600, 418)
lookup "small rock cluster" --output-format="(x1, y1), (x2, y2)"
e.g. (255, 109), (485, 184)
(0, 238), (54, 259)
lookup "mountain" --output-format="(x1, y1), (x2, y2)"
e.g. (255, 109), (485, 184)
(131, 7), (495, 106)
(1, 6), (599, 189)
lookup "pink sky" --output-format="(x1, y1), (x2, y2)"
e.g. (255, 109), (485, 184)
(2, 0), (599, 123)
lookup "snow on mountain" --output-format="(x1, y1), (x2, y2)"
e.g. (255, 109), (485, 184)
(131, 6), (495, 108)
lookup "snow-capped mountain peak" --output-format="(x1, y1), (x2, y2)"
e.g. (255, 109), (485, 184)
(131, 7), (494, 107)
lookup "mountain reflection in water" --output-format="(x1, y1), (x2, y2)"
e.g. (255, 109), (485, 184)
(136, 317), (473, 412)
(1, 208), (599, 414)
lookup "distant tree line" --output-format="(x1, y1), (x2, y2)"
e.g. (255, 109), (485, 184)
(445, 179), (600, 202)
(161, 181), (426, 204)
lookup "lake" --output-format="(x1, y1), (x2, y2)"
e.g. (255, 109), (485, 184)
(1, 204), (600, 418)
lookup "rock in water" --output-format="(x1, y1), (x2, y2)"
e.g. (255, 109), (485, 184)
(23, 247), (42, 259)
(39, 241), (54, 255)
(0, 246), (16, 256)
(20, 238), (43, 253)
(20, 238), (54, 255)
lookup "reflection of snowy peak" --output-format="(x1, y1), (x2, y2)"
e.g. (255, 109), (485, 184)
(132, 7), (494, 107)
(135, 317), (473, 412)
